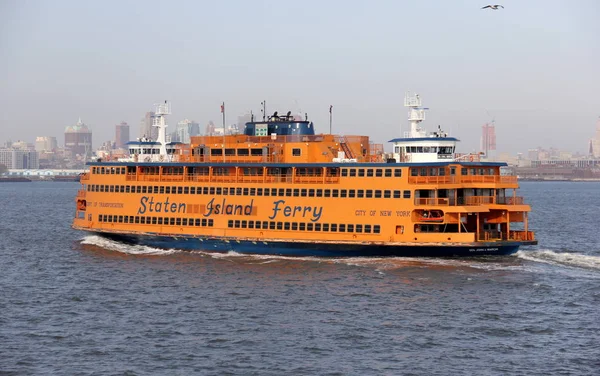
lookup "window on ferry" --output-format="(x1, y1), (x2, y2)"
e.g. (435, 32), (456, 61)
(339, 224), (346, 232)
(159, 186), (165, 194)
(291, 222), (298, 231)
(276, 222), (283, 230)
(367, 169), (374, 177)
(356, 224), (363, 233)
(243, 188), (249, 196)
(394, 169), (402, 177)
(250, 148), (262, 156)
(341, 169), (348, 177)
(316, 189), (323, 197)
(357, 190), (364, 198)
(403, 190), (411, 199)
(315, 223), (322, 231)
(223, 148), (235, 156)
(470, 168), (476, 175)
(331, 224), (338, 232)
(250, 188), (256, 196)
(429, 168), (437, 176)
(375, 169), (382, 177)
(358, 169), (365, 177)
(349, 190), (355, 198)
(177, 187), (182, 194)
(237, 149), (250, 156)
(439, 168), (446, 176)
(348, 224), (354, 232)
(211, 149), (223, 156)
(423, 146), (431, 153)
(109, 185), (115, 193)
(417, 147), (424, 153)
(420, 168), (427, 176)
(461, 168), (467, 175)
(374, 225), (381, 234)
(241, 221), (247, 229)
(292, 148), (301, 156)
(307, 223), (314, 231)
(385, 169), (392, 177)
(309, 189), (315, 197)
(292, 188), (299, 197)
(365, 225), (372, 233)
(478, 168), (485, 175)
(332, 190), (339, 198)
(322, 189), (329, 197)
(384, 190), (391, 198)
(366, 190), (373, 198)
(488, 168), (494, 175)
(301, 189), (307, 197)
(393, 190), (401, 199)
(340, 190), (347, 198)
(411, 168), (418, 177)
(349, 169), (356, 177)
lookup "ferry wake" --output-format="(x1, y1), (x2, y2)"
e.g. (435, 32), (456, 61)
(72, 94), (537, 257)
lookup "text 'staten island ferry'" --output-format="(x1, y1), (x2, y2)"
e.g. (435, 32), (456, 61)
(72, 93), (537, 257)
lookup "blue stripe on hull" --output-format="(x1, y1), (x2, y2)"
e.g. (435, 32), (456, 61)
(95, 232), (521, 257)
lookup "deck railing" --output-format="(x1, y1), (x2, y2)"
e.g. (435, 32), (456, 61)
(414, 196), (524, 206)
(508, 230), (535, 241)
(408, 175), (518, 184)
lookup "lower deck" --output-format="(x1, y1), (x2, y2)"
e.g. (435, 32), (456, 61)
(86, 229), (535, 257)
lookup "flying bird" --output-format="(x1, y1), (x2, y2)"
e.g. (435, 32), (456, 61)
(482, 5), (504, 10)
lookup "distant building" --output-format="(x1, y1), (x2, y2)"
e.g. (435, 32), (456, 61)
(139, 112), (156, 140)
(0, 146), (39, 169)
(590, 117), (600, 158)
(115, 121), (130, 149)
(480, 123), (496, 157)
(205, 121), (216, 136)
(173, 119), (200, 143)
(64, 118), (93, 159)
(35, 136), (58, 152)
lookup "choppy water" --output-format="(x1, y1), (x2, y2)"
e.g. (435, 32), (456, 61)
(1, 181), (599, 375)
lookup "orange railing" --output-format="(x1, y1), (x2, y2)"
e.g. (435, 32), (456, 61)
(498, 196), (524, 205)
(80, 173), (90, 181)
(414, 196), (525, 206)
(509, 230), (535, 241)
(76, 190), (86, 198)
(414, 198), (451, 206)
(465, 196), (495, 205)
(408, 175), (518, 185)
(408, 176), (455, 184)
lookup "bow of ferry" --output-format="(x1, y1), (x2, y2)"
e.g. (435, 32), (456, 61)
(72, 95), (537, 257)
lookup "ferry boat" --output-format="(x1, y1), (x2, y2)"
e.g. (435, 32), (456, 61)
(72, 94), (537, 257)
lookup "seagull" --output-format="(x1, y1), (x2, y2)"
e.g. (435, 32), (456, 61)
(482, 5), (504, 10)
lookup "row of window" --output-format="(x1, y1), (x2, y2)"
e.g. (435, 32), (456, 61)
(410, 167), (497, 177)
(98, 214), (214, 227)
(88, 184), (412, 199)
(227, 220), (381, 233)
(90, 166), (403, 178)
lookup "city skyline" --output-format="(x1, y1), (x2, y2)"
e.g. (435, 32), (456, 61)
(1, 0), (598, 154)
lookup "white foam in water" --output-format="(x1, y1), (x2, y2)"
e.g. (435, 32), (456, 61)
(517, 249), (600, 270)
(80, 235), (182, 256)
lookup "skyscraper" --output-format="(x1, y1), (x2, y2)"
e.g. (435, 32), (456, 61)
(174, 119), (200, 143)
(590, 117), (600, 158)
(64, 118), (92, 159)
(481, 123), (496, 156)
(115, 121), (130, 149)
(139, 112), (156, 140)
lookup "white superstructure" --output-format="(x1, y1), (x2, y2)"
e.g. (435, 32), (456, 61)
(389, 92), (459, 163)
(119, 101), (182, 162)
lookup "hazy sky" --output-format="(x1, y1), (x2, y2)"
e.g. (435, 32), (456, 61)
(1, 0), (598, 154)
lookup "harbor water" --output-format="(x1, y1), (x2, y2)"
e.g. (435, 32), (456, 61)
(1, 182), (599, 375)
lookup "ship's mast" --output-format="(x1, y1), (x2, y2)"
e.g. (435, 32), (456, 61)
(152, 100), (171, 156)
(404, 92), (428, 138)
